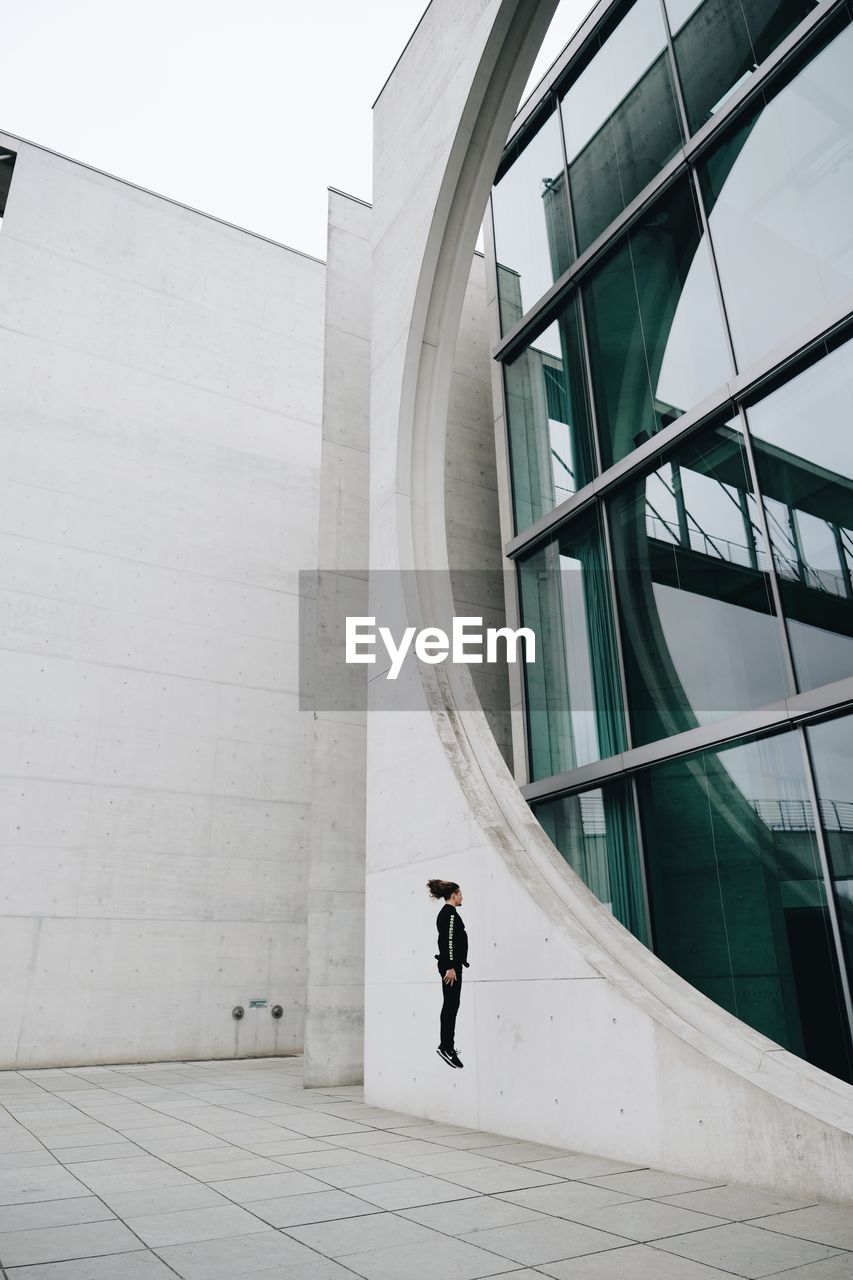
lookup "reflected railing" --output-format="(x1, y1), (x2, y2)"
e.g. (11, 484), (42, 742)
(577, 792), (853, 836)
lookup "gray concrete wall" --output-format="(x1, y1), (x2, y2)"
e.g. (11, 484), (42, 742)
(0, 135), (325, 1066)
(304, 189), (371, 1086)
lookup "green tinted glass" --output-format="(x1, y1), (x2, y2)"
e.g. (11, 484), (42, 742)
(583, 179), (731, 469)
(667, 0), (818, 132)
(609, 422), (790, 745)
(535, 781), (649, 943)
(505, 300), (595, 533)
(519, 512), (626, 780)
(746, 338), (853, 695)
(637, 731), (852, 1082)
(561, 0), (682, 253)
(492, 110), (572, 331)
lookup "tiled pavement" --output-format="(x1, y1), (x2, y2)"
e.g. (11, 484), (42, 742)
(0, 1058), (851, 1279)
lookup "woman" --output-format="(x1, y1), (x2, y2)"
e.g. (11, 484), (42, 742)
(427, 879), (468, 1068)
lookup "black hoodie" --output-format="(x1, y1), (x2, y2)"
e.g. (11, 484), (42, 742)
(435, 904), (469, 975)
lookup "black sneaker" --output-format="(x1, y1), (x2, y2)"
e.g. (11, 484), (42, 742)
(448, 1050), (463, 1069)
(436, 1046), (457, 1068)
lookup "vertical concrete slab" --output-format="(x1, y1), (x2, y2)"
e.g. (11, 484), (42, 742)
(303, 190), (372, 1086)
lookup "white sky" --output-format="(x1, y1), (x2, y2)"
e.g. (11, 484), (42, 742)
(2, 1), (592, 260)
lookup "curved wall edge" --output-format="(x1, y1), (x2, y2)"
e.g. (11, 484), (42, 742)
(368, 0), (853, 1202)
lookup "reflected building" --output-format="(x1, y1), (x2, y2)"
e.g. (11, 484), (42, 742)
(489, 0), (853, 1083)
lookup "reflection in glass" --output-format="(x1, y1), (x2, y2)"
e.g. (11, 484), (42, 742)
(667, 0), (817, 133)
(535, 782), (649, 943)
(807, 715), (853, 1011)
(505, 302), (595, 533)
(583, 179), (732, 468)
(561, 0), (682, 254)
(610, 422), (789, 745)
(637, 732), (853, 1081)
(492, 110), (572, 331)
(519, 514), (626, 780)
(699, 20), (853, 370)
(747, 338), (853, 693)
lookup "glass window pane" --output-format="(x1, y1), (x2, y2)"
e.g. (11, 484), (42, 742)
(519, 512), (626, 780)
(561, 0), (683, 254)
(609, 422), (790, 746)
(505, 301), (595, 533)
(747, 338), (853, 693)
(534, 782), (649, 943)
(583, 178), (732, 469)
(806, 715), (853, 1013)
(492, 110), (572, 330)
(699, 20), (853, 370)
(668, 0), (818, 133)
(637, 731), (853, 1081)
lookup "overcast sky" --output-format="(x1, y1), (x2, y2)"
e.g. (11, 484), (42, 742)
(2, 1), (591, 260)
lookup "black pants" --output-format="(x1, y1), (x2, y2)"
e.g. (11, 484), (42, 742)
(439, 969), (462, 1051)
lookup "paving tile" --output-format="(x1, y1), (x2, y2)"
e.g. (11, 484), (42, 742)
(441, 1165), (562, 1194)
(223, 1259), (355, 1279)
(272, 1147), (364, 1170)
(456, 1216), (627, 1265)
(538, 1242), (738, 1279)
(0, 1219), (140, 1267)
(156, 1228), (322, 1278)
(70, 1167), (195, 1195)
(0, 1167), (89, 1206)
(5, 1250), (194, 1278)
(476, 1142), (570, 1164)
(244, 1137), (330, 1157)
(350, 1175), (479, 1210)
(570, 1198), (729, 1241)
(748, 1204), (853, 1249)
(438, 1131), (525, 1150)
(335, 1232), (520, 1280)
(498, 1182), (640, 1217)
(401, 1193), (546, 1233)
(59, 1142), (143, 1163)
(305, 1158), (424, 1189)
(332, 1130), (417, 1150)
(0, 1196), (114, 1232)
(379, 1149), (498, 1175)
(765, 1258), (853, 1279)
(171, 1154), (286, 1180)
(134, 1136), (230, 1156)
(286, 1210), (439, 1256)
(655, 1222), (843, 1276)
(208, 1170), (329, 1202)
(663, 1185), (817, 1220)
(525, 1154), (647, 1178)
(98, 1182), (230, 1217)
(251, 1188), (380, 1228)
(127, 1202), (268, 1246)
(588, 1169), (725, 1197)
(390, 1123), (477, 1140)
(0, 1151), (59, 1172)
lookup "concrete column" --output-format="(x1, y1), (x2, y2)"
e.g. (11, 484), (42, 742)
(303, 190), (372, 1086)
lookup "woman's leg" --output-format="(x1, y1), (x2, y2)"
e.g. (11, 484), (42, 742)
(440, 974), (462, 1051)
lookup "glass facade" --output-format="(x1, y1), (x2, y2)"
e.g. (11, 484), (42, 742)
(490, 0), (853, 1081)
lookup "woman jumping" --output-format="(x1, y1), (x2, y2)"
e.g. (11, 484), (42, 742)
(427, 879), (468, 1068)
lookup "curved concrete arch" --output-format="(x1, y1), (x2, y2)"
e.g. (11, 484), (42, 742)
(368, 0), (853, 1200)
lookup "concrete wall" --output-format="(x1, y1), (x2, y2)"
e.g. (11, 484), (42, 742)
(366, 0), (853, 1204)
(0, 136), (325, 1066)
(445, 253), (512, 769)
(304, 189), (371, 1086)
